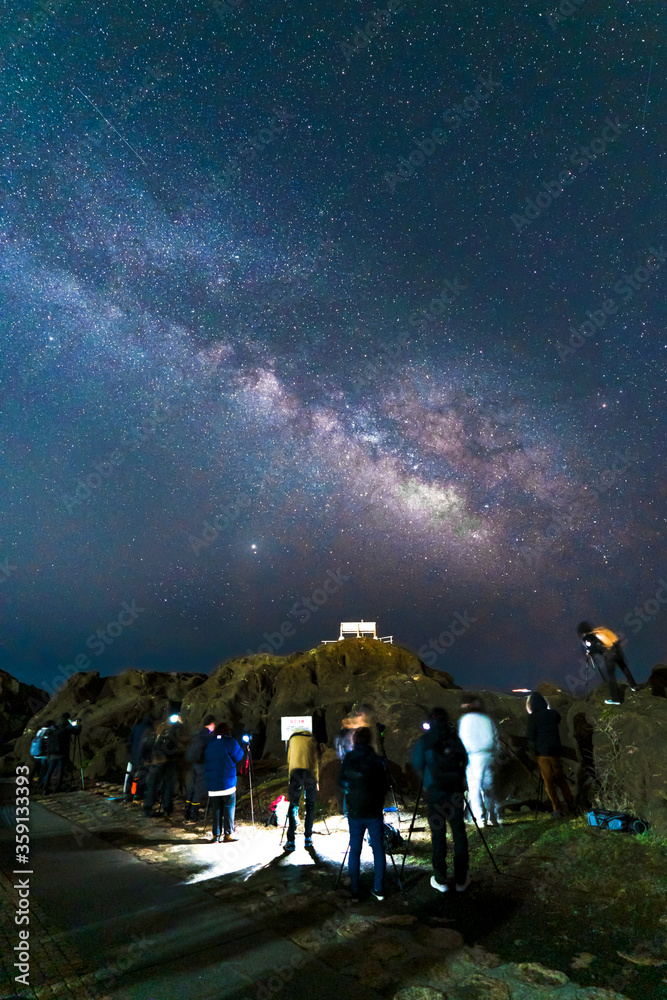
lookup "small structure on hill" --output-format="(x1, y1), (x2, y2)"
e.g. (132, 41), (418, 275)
(322, 620), (393, 643)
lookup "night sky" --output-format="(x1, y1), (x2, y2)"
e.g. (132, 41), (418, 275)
(1, 2), (665, 694)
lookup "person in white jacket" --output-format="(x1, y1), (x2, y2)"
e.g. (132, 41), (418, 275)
(457, 696), (501, 827)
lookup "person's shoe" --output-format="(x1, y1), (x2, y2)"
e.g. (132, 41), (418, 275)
(430, 875), (449, 893)
(223, 835), (238, 843)
(604, 699), (621, 705)
(630, 686), (639, 693)
(284, 841), (295, 853)
(372, 890), (385, 901)
(304, 837), (313, 848)
(456, 876), (472, 893)
(350, 891), (360, 904)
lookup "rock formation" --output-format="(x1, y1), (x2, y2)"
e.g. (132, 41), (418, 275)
(4, 644), (666, 832)
(0, 667), (49, 753)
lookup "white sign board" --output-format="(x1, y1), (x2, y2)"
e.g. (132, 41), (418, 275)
(281, 716), (313, 741)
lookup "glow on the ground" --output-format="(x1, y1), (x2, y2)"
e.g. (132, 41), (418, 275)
(179, 820), (353, 886)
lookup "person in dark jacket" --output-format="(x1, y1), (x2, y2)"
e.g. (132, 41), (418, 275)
(143, 714), (189, 818)
(526, 692), (575, 817)
(204, 723), (244, 842)
(184, 715), (216, 820)
(39, 714), (74, 795)
(125, 714), (154, 802)
(339, 727), (390, 902)
(577, 621), (638, 705)
(412, 708), (471, 893)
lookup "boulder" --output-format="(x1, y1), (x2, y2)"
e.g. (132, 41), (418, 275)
(12, 669), (207, 782)
(0, 668), (49, 753)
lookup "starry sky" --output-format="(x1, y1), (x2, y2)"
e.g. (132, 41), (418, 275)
(0, 1), (665, 694)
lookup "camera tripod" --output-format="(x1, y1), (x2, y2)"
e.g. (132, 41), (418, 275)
(243, 738), (255, 828)
(497, 735), (545, 815)
(69, 725), (85, 791)
(583, 649), (604, 701)
(376, 724), (406, 811)
(399, 774), (501, 881)
(334, 807), (405, 893)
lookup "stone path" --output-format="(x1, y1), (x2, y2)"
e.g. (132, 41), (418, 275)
(0, 782), (631, 1000)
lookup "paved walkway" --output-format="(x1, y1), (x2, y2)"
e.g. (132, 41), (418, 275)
(0, 782), (382, 1000)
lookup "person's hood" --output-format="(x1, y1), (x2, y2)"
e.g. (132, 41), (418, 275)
(528, 692), (548, 713)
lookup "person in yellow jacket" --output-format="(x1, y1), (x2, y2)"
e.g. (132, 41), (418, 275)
(577, 621), (638, 705)
(284, 729), (320, 851)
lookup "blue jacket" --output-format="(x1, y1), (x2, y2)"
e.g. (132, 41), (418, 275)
(204, 735), (244, 792)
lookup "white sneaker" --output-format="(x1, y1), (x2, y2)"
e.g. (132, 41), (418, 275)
(604, 699), (621, 705)
(456, 876), (472, 893)
(430, 875), (449, 893)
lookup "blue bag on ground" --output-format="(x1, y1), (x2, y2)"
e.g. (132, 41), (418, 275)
(587, 808), (648, 835)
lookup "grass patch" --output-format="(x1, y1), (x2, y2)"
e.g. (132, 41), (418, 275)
(459, 813), (667, 1000)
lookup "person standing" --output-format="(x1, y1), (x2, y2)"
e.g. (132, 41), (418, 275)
(457, 696), (502, 827)
(525, 692), (575, 817)
(184, 715), (216, 820)
(284, 728), (321, 851)
(30, 719), (55, 787)
(204, 723), (244, 843)
(339, 727), (390, 902)
(143, 712), (188, 818)
(125, 714), (154, 803)
(577, 621), (638, 705)
(39, 714), (74, 795)
(412, 708), (471, 893)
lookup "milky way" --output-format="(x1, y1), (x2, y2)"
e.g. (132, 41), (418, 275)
(0, 0), (664, 691)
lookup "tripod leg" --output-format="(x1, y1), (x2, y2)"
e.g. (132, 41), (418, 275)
(465, 801), (501, 875)
(280, 807), (288, 845)
(335, 842), (350, 889)
(399, 776), (423, 880)
(200, 797), (210, 838)
(387, 849), (404, 892)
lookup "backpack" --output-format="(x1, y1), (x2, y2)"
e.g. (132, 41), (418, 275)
(587, 808), (648, 835)
(382, 823), (405, 852)
(30, 727), (50, 757)
(425, 731), (468, 791)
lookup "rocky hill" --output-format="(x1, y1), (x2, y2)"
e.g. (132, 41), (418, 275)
(5, 645), (667, 832)
(0, 667), (49, 752)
